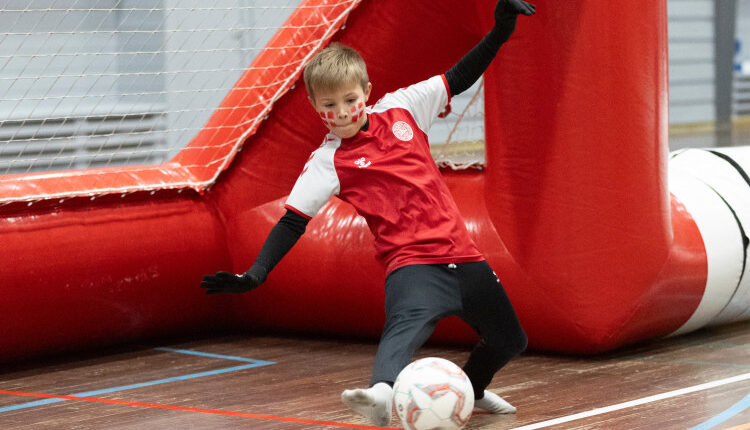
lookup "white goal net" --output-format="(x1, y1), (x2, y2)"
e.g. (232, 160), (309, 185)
(429, 78), (486, 170)
(0, 0), (485, 178)
(0, 0), (302, 175)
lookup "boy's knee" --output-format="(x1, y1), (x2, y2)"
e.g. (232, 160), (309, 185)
(385, 307), (435, 329)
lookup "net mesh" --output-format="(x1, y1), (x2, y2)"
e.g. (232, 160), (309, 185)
(0, 0), (303, 175)
(0, 0), (485, 184)
(429, 78), (486, 170)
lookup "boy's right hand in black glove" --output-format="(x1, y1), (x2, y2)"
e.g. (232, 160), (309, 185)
(201, 271), (262, 294)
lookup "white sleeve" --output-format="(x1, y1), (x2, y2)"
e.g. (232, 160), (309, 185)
(285, 141), (340, 219)
(372, 75), (450, 134)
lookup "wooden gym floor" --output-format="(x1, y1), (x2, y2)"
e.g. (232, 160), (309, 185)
(0, 320), (748, 430)
(2, 128), (749, 429)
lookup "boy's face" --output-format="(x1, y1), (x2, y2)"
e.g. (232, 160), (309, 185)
(310, 81), (372, 139)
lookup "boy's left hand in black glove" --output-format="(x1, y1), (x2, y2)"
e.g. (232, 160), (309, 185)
(498, 0), (536, 18)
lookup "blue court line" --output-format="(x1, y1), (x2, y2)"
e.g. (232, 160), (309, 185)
(688, 392), (750, 430)
(153, 347), (274, 365)
(0, 348), (274, 413)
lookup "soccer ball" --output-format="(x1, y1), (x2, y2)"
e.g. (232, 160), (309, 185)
(393, 357), (474, 430)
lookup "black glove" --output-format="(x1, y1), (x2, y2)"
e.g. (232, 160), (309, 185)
(201, 271), (262, 295)
(497, 0), (536, 19)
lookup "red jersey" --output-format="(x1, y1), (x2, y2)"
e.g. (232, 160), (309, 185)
(285, 75), (483, 274)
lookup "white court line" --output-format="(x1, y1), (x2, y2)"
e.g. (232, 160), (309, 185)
(510, 372), (750, 430)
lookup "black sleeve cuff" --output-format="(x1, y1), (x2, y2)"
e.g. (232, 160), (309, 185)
(445, 14), (517, 97)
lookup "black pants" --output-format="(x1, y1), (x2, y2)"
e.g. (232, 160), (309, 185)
(370, 261), (527, 399)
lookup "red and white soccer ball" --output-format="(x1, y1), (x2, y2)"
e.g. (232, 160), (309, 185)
(393, 357), (474, 430)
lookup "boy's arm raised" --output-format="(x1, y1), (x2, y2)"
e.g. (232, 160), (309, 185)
(445, 0), (535, 97)
(200, 209), (309, 294)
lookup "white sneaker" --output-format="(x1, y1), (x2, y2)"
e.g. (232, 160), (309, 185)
(341, 383), (393, 427)
(475, 390), (516, 414)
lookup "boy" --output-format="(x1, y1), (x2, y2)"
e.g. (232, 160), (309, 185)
(202, 0), (535, 426)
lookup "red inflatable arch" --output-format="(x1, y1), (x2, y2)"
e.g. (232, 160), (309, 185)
(2, 0), (748, 362)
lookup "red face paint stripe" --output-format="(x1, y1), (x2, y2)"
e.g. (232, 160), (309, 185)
(0, 389), (400, 430)
(349, 102), (365, 123)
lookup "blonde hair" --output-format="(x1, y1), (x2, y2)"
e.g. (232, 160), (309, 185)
(303, 43), (369, 100)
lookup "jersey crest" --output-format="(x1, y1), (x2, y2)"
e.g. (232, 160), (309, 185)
(392, 121), (414, 141)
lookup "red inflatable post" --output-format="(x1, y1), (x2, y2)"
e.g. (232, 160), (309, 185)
(483, 0), (706, 351)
